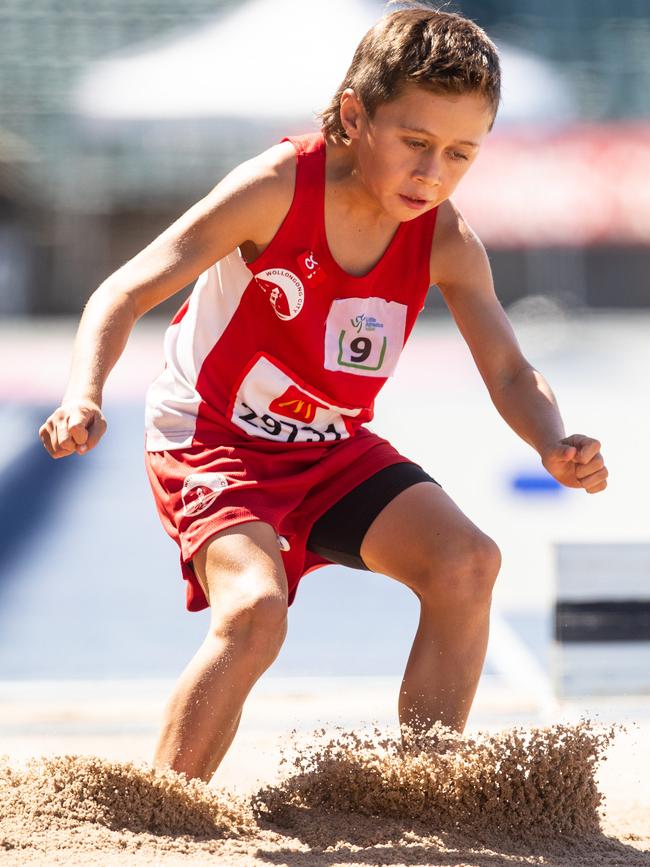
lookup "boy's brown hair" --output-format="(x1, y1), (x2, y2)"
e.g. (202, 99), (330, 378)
(320, 3), (501, 140)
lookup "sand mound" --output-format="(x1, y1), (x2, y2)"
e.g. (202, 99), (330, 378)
(255, 720), (616, 841)
(2, 721), (648, 865)
(0, 753), (254, 838)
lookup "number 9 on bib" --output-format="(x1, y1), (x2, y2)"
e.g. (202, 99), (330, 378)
(324, 297), (408, 378)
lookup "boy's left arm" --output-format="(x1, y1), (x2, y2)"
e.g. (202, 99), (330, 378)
(430, 202), (608, 494)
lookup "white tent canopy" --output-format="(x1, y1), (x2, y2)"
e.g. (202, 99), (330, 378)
(73, 0), (575, 126)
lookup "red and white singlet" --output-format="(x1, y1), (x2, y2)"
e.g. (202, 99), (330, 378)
(145, 132), (437, 452)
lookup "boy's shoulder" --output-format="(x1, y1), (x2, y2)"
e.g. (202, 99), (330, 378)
(232, 140), (297, 203)
(429, 198), (489, 288)
(215, 140), (297, 253)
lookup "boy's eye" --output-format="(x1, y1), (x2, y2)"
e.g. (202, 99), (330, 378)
(405, 139), (427, 149)
(450, 151), (469, 161)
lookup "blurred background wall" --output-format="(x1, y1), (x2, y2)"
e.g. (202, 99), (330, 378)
(0, 0), (649, 319)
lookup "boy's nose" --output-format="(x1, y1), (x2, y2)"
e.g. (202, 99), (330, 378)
(414, 155), (442, 187)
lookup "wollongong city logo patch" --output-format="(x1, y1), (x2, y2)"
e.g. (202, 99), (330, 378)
(182, 472), (229, 517)
(256, 268), (304, 320)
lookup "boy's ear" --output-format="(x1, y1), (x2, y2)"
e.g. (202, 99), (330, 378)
(339, 88), (364, 140)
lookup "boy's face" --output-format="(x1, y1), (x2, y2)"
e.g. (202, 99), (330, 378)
(342, 84), (493, 220)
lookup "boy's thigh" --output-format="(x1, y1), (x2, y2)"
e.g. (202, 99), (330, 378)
(307, 462), (439, 570)
(359, 481), (498, 591)
(192, 521), (288, 612)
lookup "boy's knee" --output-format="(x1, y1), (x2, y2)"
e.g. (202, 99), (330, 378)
(415, 531), (501, 606)
(465, 533), (502, 597)
(209, 584), (288, 663)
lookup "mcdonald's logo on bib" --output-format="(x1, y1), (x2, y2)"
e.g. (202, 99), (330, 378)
(269, 385), (327, 423)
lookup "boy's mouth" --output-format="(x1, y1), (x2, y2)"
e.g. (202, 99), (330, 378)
(399, 194), (430, 210)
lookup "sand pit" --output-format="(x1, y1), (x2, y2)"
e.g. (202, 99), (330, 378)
(1, 721), (649, 866)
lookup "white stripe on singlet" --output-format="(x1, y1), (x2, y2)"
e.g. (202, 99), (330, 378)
(144, 250), (253, 451)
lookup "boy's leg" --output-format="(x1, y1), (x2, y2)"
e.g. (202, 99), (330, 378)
(153, 521), (288, 783)
(359, 482), (501, 734)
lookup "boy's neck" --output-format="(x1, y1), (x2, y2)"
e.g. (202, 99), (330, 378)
(324, 137), (399, 230)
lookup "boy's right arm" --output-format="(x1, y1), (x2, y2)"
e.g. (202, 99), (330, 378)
(39, 142), (296, 459)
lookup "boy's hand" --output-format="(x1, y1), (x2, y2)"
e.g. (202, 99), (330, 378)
(39, 399), (107, 459)
(541, 435), (608, 494)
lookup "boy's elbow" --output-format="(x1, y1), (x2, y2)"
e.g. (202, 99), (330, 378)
(89, 279), (140, 323)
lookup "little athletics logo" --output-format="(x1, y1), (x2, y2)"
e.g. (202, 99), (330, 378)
(181, 472), (229, 517)
(256, 268), (304, 321)
(351, 313), (384, 333)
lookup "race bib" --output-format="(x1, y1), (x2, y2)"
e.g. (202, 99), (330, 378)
(230, 355), (361, 443)
(324, 297), (407, 377)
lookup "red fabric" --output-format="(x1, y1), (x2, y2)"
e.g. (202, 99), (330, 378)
(144, 430), (411, 611)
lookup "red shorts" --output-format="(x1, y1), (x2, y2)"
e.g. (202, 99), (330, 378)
(143, 427), (411, 612)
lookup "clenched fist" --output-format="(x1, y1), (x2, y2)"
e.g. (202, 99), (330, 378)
(39, 399), (107, 459)
(541, 434), (608, 494)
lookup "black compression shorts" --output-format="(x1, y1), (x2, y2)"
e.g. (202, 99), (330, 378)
(306, 462), (440, 570)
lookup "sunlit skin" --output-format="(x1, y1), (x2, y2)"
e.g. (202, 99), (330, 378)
(326, 84), (494, 230)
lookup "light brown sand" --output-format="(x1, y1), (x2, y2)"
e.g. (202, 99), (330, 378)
(1, 721), (649, 866)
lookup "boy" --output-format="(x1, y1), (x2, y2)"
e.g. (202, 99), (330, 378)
(39, 5), (608, 784)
